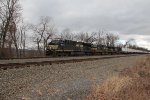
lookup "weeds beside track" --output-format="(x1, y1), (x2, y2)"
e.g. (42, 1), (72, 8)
(87, 55), (150, 100)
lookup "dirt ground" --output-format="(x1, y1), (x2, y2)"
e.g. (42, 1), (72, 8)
(0, 55), (146, 100)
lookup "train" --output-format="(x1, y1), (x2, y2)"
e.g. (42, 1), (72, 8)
(46, 38), (149, 56)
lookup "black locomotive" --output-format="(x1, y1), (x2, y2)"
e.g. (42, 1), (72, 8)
(46, 38), (122, 56)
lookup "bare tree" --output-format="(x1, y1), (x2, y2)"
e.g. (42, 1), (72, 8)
(42, 19), (56, 54)
(0, 0), (21, 57)
(9, 21), (19, 57)
(0, 24), (2, 47)
(60, 28), (74, 40)
(18, 21), (28, 57)
(0, 0), (21, 48)
(105, 33), (119, 47)
(32, 16), (56, 56)
(86, 32), (97, 43)
(75, 32), (96, 43)
(124, 39), (136, 48)
(96, 30), (106, 45)
(75, 32), (85, 42)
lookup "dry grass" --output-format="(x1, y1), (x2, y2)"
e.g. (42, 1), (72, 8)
(87, 55), (150, 100)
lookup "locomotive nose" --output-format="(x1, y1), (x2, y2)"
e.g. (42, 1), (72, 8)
(48, 45), (58, 50)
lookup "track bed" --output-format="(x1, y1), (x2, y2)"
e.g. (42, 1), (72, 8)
(0, 54), (140, 70)
(0, 55), (146, 100)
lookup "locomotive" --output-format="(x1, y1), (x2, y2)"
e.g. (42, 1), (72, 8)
(46, 38), (122, 56)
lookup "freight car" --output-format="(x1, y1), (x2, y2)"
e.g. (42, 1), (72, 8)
(121, 48), (148, 54)
(46, 38), (122, 56)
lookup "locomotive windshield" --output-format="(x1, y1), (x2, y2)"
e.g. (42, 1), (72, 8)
(49, 40), (62, 45)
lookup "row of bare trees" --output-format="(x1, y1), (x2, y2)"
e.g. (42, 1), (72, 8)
(0, 0), (120, 58)
(0, 0), (125, 58)
(59, 29), (119, 47)
(0, 0), (30, 58)
(0, 0), (20, 57)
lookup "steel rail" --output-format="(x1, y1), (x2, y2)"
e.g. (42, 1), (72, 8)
(0, 55), (141, 71)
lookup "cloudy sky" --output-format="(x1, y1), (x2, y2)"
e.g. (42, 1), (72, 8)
(22, 0), (150, 49)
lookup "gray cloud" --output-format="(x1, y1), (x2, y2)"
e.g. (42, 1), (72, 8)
(22, 0), (150, 49)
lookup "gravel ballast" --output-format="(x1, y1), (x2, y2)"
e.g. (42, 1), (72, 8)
(0, 55), (146, 100)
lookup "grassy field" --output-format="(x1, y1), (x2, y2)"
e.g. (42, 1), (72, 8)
(87, 55), (150, 100)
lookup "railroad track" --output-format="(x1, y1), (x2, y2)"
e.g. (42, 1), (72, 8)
(0, 54), (143, 70)
(0, 56), (54, 60)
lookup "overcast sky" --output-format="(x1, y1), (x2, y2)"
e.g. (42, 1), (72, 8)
(22, 0), (150, 49)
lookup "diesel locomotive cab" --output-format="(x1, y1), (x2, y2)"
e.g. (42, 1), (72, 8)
(46, 39), (64, 55)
